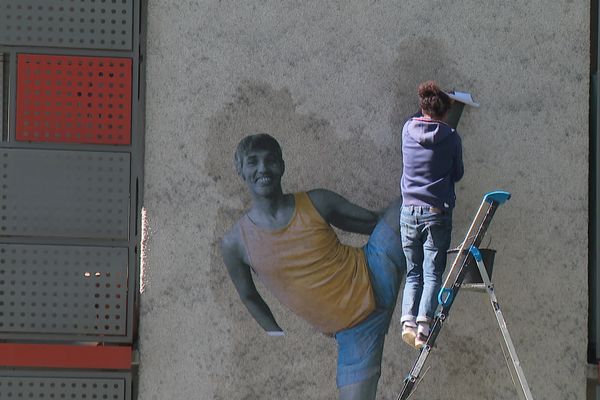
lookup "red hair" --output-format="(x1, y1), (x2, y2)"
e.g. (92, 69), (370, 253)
(418, 81), (452, 119)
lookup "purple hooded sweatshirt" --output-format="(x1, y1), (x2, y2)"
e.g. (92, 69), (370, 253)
(400, 117), (464, 210)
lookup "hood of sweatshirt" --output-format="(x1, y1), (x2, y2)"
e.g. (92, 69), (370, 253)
(405, 117), (454, 146)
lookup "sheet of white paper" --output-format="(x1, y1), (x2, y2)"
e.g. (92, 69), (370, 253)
(445, 91), (480, 107)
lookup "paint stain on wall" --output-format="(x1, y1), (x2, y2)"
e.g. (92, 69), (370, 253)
(389, 37), (472, 133)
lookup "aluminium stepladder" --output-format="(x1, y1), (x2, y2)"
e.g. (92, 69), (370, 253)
(396, 191), (534, 400)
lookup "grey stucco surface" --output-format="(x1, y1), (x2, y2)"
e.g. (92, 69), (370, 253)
(138, 1), (589, 399)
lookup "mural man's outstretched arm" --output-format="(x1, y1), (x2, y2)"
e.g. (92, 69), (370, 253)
(221, 225), (283, 334)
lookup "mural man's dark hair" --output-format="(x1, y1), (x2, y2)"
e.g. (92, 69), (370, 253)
(234, 133), (283, 175)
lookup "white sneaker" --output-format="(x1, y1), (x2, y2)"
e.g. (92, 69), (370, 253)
(401, 323), (417, 348)
(415, 322), (430, 349)
(414, 332), (428, 349)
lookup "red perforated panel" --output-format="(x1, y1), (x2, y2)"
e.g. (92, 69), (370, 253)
(0, 344), (132, 370)
(16, 54), (132, 145)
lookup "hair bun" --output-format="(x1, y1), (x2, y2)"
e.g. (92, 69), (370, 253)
(417, 80), (451, 118)
(417, 81), (442, 98)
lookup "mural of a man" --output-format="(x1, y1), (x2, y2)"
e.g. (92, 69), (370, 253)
(220, 133), (405, 399)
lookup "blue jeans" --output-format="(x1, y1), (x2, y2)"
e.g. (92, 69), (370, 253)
(335, 219), (405, 390)
(400, 205), (452, 324)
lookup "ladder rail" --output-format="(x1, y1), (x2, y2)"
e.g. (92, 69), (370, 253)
(441, 198), (500, 294)
(473, 254), (534, 400)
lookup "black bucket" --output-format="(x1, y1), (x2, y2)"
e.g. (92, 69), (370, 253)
(447, 248), (496, 284)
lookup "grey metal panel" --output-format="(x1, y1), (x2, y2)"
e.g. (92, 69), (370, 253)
(594, 1), (600, 361)
(594, 71), (600, 361)
(592, 72), (599, 361)
(0, 371), (130, 400)
(5, 49), (15, 144)
(0, 52), (4, 141)
(0, 243), (128, 337)
(0, 148), (130, 240)
(0, 0), (134, 51)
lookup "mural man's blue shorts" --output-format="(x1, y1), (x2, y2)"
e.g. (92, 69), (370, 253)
(334, 219), (405, 387)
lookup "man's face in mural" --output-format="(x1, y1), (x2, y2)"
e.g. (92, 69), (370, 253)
(240, 148), (284, 197)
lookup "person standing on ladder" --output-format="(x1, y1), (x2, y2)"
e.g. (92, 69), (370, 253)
(399, 81), (464, 349)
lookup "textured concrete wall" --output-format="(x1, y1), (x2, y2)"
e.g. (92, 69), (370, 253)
(138, 1), (589, 399)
